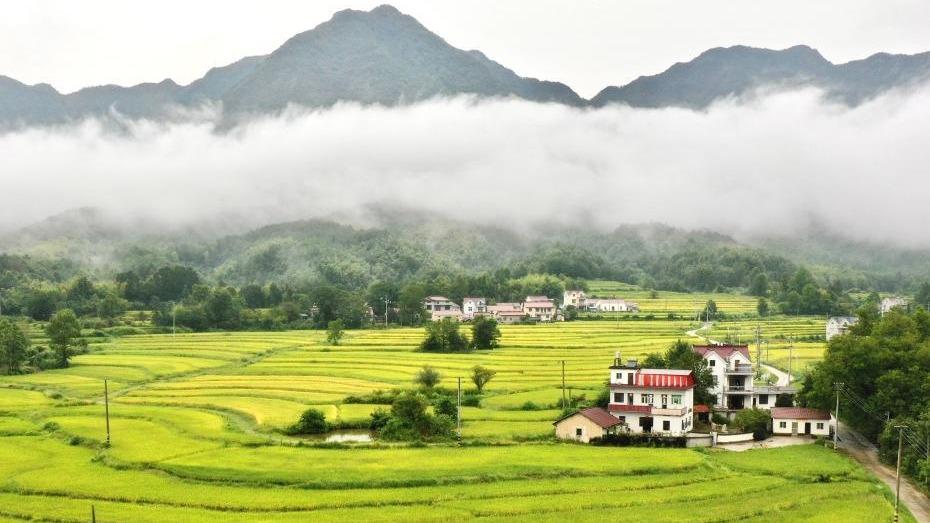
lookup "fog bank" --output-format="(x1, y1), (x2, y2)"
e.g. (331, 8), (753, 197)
(2, 86), (930, 246)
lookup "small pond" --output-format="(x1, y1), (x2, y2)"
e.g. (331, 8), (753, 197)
(302, 430), (374, 443)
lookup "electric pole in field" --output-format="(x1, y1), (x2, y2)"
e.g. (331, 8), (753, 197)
(894, 425), (905, 522)
(561, 360), (567, 408)
(833, 382), (843, 450)
(755, 325), (762, 364)
(104, 379), (111, 446)
(382, 297), (391, 326)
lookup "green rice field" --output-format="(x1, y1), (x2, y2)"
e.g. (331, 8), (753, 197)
(585, 280), (760, 315)
(0, 319), (906, 522)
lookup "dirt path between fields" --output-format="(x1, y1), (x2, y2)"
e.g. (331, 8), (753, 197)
(839, 422), (930, 522)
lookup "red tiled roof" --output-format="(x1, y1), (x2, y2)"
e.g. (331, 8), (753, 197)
(608, 404), (652, 414)
(555, 407), (622, 428)
(693, 344), (751, 360)
(771, 407), (832, 420)
(694, 404), (710, 414)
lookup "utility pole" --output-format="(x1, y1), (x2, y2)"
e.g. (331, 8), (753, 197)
(91, 505), (96, 523)
(170, 301), (176, 339)
(894, 425), (905, 523)
(787, 339), (794, 386)
(104, 379), (111, 446)
(561, 360), (567, 408)
(833, 382), (843, 450)
(755, 325), (762, 364)
(382, 297), (391, 326)
(456, 377), (462, 437)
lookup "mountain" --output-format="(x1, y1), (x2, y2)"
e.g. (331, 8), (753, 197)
(221, 5), (583, 114)
(592, 45), (930, 108)
(3, 7), (930, 128)
(0, 5), (581, 129)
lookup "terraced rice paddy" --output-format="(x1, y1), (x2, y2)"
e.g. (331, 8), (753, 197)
(0, 320), (908, 521)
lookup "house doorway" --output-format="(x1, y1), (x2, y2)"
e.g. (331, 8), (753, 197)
(803, 422), (811, 435)
(639, 416), (654, 433)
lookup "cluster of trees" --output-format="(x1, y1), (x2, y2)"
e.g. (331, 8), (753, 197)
(799, 306), (930, 483)
(419, 317), (501, 353)
(749, 267), (852, 316)
(0, 309), (85, 374)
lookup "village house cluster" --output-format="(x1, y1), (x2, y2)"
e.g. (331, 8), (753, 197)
(555, 342), (833, 444)
(421, 290), (638, 324)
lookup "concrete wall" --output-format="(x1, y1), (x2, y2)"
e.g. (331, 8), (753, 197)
(716, 432), (754, 444)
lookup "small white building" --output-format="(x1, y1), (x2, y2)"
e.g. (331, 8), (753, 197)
(563, 290), (587, 309)
(880, 297), (908, 315)
(607, 354), (695, 436)
(462, 297), (487, 320)
(554, 407), (622, 443)
(771, 407), (833, 437)
(586, 298), (639, 313)
(826, 316), (858, 340)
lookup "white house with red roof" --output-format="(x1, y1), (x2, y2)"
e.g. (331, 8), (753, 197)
(771, 407), (833, 437)
(693, 344), (795, 414)
(606, 352), (695, 436)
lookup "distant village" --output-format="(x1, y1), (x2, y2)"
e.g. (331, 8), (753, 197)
(421, 290), (639, 323)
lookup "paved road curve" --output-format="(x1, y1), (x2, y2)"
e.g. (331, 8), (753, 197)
(838, 422), (930, 522)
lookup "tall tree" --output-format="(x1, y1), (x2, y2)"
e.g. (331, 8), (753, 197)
(46, 309), (82, 368)
(470, 316), (501, 349)
(0, 318), (29, 374)
(470, 365), (497, 393)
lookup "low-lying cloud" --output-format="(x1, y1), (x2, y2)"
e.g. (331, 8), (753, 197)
(2, 86), (930, 246)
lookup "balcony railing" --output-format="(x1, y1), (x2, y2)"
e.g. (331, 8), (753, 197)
(726, 364), (754, 374)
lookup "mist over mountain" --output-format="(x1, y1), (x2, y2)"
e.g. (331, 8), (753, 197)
(2, 5), (930, 129)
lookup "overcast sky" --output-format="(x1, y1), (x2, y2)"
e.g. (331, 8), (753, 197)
(2, 0), (930, 98)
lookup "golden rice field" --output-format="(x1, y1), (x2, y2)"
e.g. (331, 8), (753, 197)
(0, 320), (907, 522)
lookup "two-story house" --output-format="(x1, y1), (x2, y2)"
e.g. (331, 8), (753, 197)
(606, 353), (695, 436)
(423, 296), (462, 321)
(523, 296), (556, 322)
(693, 344), (794, 415)
(563, 290), (587, 310)
(880, 296), (908, 315)
(462, 297), (487, 320)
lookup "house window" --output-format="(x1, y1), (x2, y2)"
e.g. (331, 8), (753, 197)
(627, 393), (634, 404)
(616, 373), (621, 381)
(816, 423), (824, 430)
(709, 360), (715, 367)
(618, 416), (626, 424)
(712, 376), (718, 385)
(759, 395), (769, 405)
(575, 427), (583, 437)
(613, 392), (624, 403)
(663, 420), (670, 431)
(779, 421), (787, 429)
(641, 394), (654, 404)
(671, 394), (682, 405)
